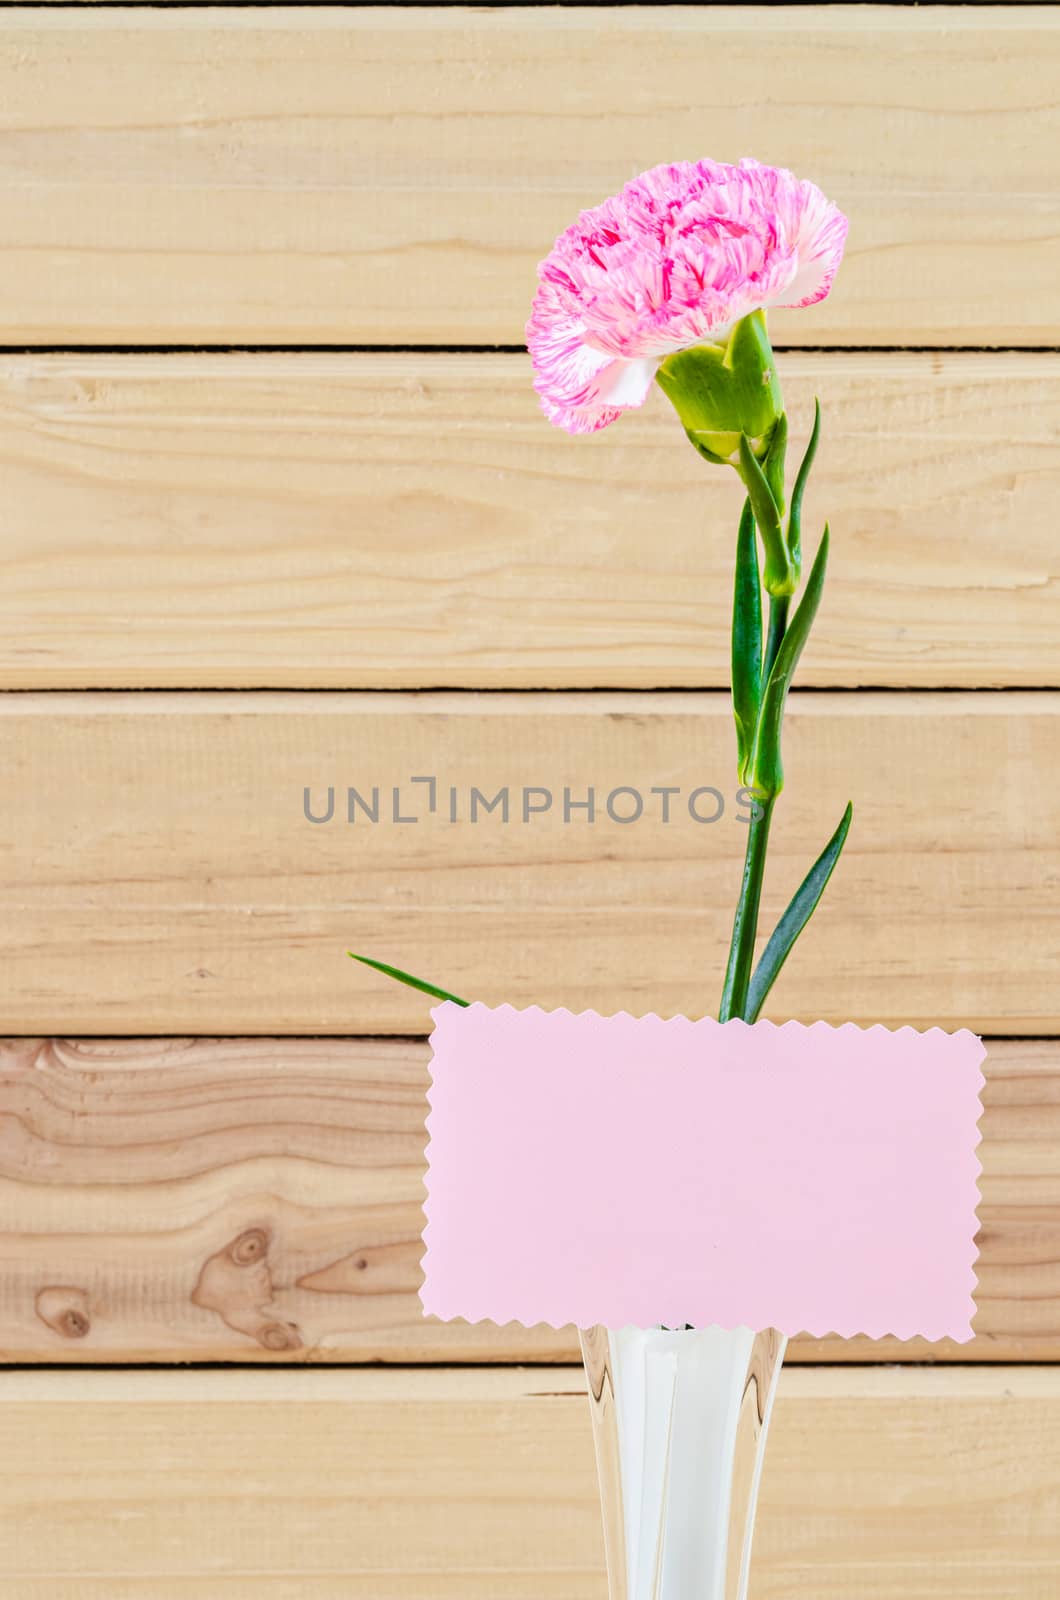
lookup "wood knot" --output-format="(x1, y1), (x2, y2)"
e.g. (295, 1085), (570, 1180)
(259, 1321), (301, 1352)
(229, 1227), (269, 1266)
(192, 1225), (303, 1353)
(36, 1286), (91, 1340)
(297, 1240), (421, 1297)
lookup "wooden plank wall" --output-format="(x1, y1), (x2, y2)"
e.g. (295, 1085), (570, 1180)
(3, 1369), (1059, 1599)
(0, 7), (1058, 1596)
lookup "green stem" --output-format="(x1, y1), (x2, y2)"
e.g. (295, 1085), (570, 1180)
(720, 590), (788, 1023)
(718, 795), (775, 1022)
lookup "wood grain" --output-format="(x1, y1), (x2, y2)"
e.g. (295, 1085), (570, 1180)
(0, 1367), (1057, 1597)
(0, 9), (1055, 344)
(0, 1036), (1052, 1365)
(1, 352), (1057, 690)
(0, 690), (1057, 1035)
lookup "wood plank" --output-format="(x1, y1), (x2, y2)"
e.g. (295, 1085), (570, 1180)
(0, 9), (1055, 344)
(1, 352), (1058, 690)
(1, 690), (1057, 1035)
(0, 1367), (1056, 1597)
(0, 1035), (1054, 1365)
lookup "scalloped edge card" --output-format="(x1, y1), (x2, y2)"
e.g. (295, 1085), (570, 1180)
(421, 1004), (986, 1340)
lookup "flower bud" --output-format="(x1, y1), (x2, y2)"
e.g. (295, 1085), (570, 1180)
(654, 311), (783, 463)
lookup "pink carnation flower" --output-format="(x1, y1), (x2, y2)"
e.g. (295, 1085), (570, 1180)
(526, 158), (847, 434)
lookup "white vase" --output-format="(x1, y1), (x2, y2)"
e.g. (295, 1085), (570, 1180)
(579, 1324), (785, 1600)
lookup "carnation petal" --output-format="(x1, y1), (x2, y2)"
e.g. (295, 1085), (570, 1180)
(594, 356), (660, 410)
(773, 179), (849, 309)
(526, 286), (625, 433)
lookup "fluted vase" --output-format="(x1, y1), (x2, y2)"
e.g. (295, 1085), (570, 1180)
(579, 1324), (785, 1600)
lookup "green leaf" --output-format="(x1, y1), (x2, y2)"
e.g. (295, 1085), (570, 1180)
(737, 433), (782, 541)
(731, 497), (763, 784)
(347, 952), (471, 1007)
(761, 410), (788, 517)
(745, 801), (853, 1023)
(737, 434), (794, 597)
(787, 398), (821, 571)
(751, 524), (830, 797)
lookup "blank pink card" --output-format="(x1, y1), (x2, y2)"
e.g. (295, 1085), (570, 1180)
(421, 1004), (985, 1340)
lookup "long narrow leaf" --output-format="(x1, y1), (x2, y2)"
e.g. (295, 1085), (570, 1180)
(737, 434), (792, 595)
(347, 952), (471, 1007)
(787, 399), (821, 570)
(762, 410), (788, 515)
(731, 497), (763, 783)
(737, 434), (783, 545)
(751, 524), (830, 796)
(745, 801), (853, 1022)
